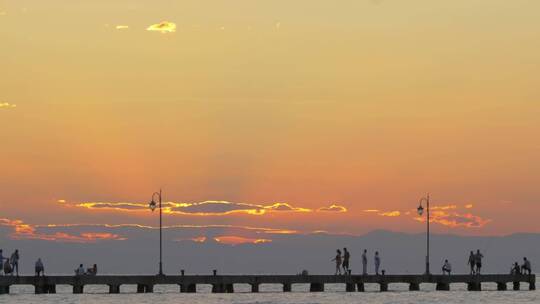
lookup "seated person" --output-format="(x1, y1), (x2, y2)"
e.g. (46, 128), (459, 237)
(86, 264), (98, 275)
(511, 262), (521, 275)
(75, 264), (85, 276)
(442, 259), (452, 275)
(3, 258), (12, 275)
(521, 258), (532, 275)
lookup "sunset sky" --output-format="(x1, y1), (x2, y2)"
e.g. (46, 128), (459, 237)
(1, 0), (540, 246)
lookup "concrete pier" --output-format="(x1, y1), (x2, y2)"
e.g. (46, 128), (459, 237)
(0, 274), (535, 294)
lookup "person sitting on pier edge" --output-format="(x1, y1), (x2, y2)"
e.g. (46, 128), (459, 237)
(375, 251), (381, 275)
(75, 264), (85, 276)
(468, 251), (476, 274)
(332, 249), (342, 275)
(10, 249), (19, 277)
(3, 258), (12, 275)
(362, 249), (368, 275)
(511, 262), (521, 275)
(521, 257), (531, 275)
(86, 264), (97, 275)
(442, 259), (452, 275)
(475, 249), (484, 274)
(342, 248), (350, 274)
(35, 258), (44, 277)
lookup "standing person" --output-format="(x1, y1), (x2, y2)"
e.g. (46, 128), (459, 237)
(10, 249), (19, 277)
(374, 251), (381, 275)
(521, 257), (532, 275)
(331, 249), (342, 275)
(475, 250), (484, 274)
(342, 248), (350, 274)
(0, 249), (4, 275)
(468, 251), (476, 274)
(75, 264), (85, 276)
(362, 250), (368, 275)
(3, 258), (12, 275)
(442, 259), (452, 275)
(35, 258), (44, 277)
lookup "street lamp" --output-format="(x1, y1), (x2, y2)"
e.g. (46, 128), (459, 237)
(417, 194), (430, 275)
(149, 189), (164, 275)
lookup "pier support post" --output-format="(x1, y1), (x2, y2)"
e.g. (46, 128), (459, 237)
(310, 283), (324, 292)
(48, 284), (56, 294)
(467, 282), (481, 291)
(137, 284), (145, 293)
(356, 283), (365, 292)
(0, 286), (9, 295)
(35, 285), (45, 294)
(180, 283), (197, 293)
(137, 284), (153, 293)
(530, 276), (536, 291)
(212, 284), (225, 293)
(283, 283), (292, 292)
(73, 285), (84, 294)
(109, 285), (120, 294)
(346, 283), (356, 292)
(251, 284), (259, 293)
(436, 283), (450, 291)
(513, 282), (520, 291)
(225, 284), (234, 293)
(409, 283), (420, 291)
(497, 282), (507, 291)
(379, 282), (388, 292)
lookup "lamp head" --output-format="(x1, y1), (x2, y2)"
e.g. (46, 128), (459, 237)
(417, 204), (424, 216)
(149, 200), (157, 211)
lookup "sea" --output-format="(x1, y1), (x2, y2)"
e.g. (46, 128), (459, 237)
(0, 280), (538, 304)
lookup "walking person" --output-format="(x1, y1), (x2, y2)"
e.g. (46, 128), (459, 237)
(374, 251), (381, 275)
(35, 258), (44, 277)
(10, 249), (19, 277)
(468, 251), (476, 274)
(362, 250), (368, 275)
(342, 248), (350, 274)
(475, 249), (484, 274)
(331, 249), (342, 275)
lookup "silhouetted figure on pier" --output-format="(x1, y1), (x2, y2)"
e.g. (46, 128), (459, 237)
(521, 257), (532, 275)
(0, 249), (5, 275)
(511, 262), (521, 275)
(475, 250), (484, 274)
(442, 259), (452, 275)
(86, 264), (97, 275)
(374, 251), (381, 275)
(332, 249), (342, 275)
(362, 250), (368, 275)
(10, 250), (19, 277)
(35, 258), (44, 277)
(468, 251), (476, 274)
(3, 258), (12, 275)
(342, 248), (350, 274)
(75, 264), (85, 276)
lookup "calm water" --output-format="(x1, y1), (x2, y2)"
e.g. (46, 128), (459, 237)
(1, 282), (538, 304)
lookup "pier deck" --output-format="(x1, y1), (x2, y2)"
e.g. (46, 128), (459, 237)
(0, 274), (535, 294)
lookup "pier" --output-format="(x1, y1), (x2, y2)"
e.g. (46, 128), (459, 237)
(0, 274), (535, 294)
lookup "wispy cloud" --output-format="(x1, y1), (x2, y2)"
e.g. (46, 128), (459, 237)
(214, 236), (272, 245)
(379, 211), (401, 217)
(318, 204), (347, 212)
(0, 102), (16, 109)
(147, 21), (176, 33)
(115, 25), (129, 30)
(414, 211), (491, 228)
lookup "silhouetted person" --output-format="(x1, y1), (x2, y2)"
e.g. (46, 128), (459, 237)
(35, 258), (44, 277)
(0, 249), (4, 275)
(511, 262), (521, 275)
(331, 249), (342, 275)
(3, 258), (12, 276)
(521, 257), (531, 275)
(442, 259), (452, 275)
(374, 251), (381, 275)
(468, 251), (475, 274)
(342, 248), (350, 274)
(75, 264), (85, 276)
(87, 264), (97, 275)
(475, 250), (484, 274)
(362, 250), (368, 275)
(10, 249), (19, 277)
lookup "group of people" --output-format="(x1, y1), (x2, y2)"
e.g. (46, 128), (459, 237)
(511, 257), (532, 275)
(0, 249), (19, 276)
(467, 250), (485, 274)
(332, 249), (383, 275)
(75, 264), (98, 276)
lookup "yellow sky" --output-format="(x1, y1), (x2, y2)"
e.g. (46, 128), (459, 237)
(1, 0), (539, 237)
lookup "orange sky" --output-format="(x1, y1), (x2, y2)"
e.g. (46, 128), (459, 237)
(1, 0), (539, 240)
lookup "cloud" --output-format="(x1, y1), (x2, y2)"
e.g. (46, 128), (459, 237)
(214, 236), (272, 245)
(464, 204), (474, 209)
(415, 211), (491, 228)
(62, 200), (343, 216)
(0, 102), (16, 109)
(115, 25), (129, 30)
(379, 211), (401, 217)
(317, 204), (347, 213)
(147, 21), (176, 33)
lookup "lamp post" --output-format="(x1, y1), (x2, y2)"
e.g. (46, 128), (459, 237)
(417, 194), (430, 275)
(149, 189), (164, 275)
